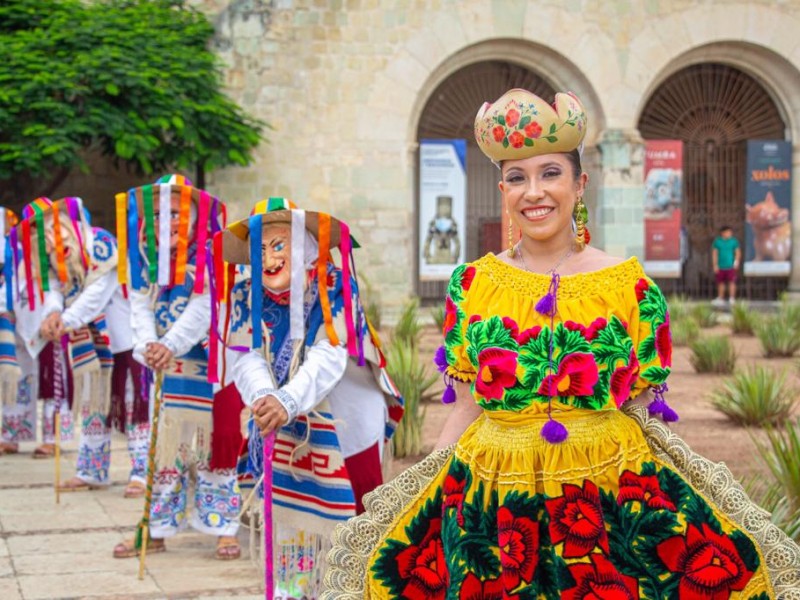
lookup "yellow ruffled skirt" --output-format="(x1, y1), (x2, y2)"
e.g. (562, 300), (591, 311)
(323, 404), (800, 599)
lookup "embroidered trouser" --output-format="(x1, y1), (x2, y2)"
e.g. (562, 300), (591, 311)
(149, 454), (241, 539)
(74, 369), (149, 486)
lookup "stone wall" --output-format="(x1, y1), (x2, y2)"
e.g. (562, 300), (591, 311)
(190, 0), (800, 310)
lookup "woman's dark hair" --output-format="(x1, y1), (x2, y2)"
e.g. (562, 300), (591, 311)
(565, 148), (583, 180)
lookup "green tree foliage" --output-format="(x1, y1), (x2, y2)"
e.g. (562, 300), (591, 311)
(0, 0), (263, 202)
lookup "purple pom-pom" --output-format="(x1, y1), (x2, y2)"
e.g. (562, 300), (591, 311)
(535, 292), (555, 316)
(661, 404), (679, 422)
(442, 385), (456, 404)
(647, 399), (666, 416)
(433, 345), (447, 373)
(540, 418), (568, 443)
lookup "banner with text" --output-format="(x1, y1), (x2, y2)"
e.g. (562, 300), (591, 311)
(745, 140), (792, 276)
(419, 139), (467, 281)
(644, 140), (684, 278)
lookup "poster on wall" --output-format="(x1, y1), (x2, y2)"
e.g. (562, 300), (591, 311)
(419, 139), (467, 281)
(744, 140), (792, 276)
(643, 140), (684, 278)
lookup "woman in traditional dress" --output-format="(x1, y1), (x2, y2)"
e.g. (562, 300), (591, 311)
(323, 89), (800, 599)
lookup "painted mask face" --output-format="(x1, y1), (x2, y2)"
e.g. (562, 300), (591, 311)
(261, 224), (291, 292)
(152, 193), (183, 251)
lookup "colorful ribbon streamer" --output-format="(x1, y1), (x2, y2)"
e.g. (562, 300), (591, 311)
(339, 222), (357, 357)
(157, 184), (171, 286)
(115, 193), (128, 287)
(249, 214), (264, 349)
(193, 191), (211, 294)
(127, 190), (145, 291)
(317, 213), (339, 346)
(51, 202), (68, 284)
(142, 186), (158, 284)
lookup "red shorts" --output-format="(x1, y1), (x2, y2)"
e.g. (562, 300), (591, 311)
(715, 268), (737, 284)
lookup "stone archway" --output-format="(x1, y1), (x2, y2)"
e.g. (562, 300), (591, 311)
(637, 44), (799, 299)
(410, 40), (604, 301)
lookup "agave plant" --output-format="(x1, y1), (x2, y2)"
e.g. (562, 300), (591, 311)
(742, 475), (800, 542)
(666, 295), (691, 322)
(756, 316), (800, 358)
(690, 303), (717, 328)
(709, 366), (795, 426)
(393, 297), (423, 349)
(689, 335), (736, 374)
(754, 418), (800, 515)
(431, 305), (446, 333)
(730, 302), (759, 336)
(671, 318), (700, 347)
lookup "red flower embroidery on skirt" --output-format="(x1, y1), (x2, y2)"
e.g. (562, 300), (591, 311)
(442, 474), (466, 527)
(617, 470), (676, 511)
(475, 348), (518, 401)
(459, 573), (504, 600)
(657, 523), (754, 599)
(610, 350), (640, 408)
(396, 518), (448, 599)
(461, 266), (476, 291)
(501, 317), (519, 339)
(546, 480), (610, 558)
(497, 506), (539, 592)
(537, 353), (599, 398)
(514, 326), (541, 346)
(562, 554), (639, 600)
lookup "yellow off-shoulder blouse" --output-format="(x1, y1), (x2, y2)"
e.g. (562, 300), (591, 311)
(443, 254), (671, 412)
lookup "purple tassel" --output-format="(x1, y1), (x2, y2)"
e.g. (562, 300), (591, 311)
(442, 384), (456, 404)
(541, 418), (568, 443)
(535, 273), (560, 316)
(434, 345), (447, 373)
(647, 384), (679, 422)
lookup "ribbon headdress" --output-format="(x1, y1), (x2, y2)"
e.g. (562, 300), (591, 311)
(115, 174), (227, 295)
(216, 197), (376, 361)
(13, 197), (93, 311)
(0, 208), (20, 309)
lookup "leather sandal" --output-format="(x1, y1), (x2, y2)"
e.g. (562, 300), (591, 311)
(32, 444), (56, 459)
(113, 537), (166, 559)
(57, 477), (103, 493)
(0, 442), (19, 455)
(123, 481), (146, 499)
(215, 536), (241, 560)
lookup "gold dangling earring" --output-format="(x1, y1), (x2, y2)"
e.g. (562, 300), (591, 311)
(507, 215), (516, 258)
(574, 196), (587, 250)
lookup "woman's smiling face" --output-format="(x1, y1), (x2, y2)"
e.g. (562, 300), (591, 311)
(261, 224), (291, 291)
(499, 153), (587, 244)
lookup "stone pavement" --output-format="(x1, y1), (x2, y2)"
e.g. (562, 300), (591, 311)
(0, 435), (262, 599)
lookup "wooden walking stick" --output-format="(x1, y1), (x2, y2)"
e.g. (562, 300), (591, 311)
(53, 340), (68, 505)
(54, 412), (61, 505)
(138, 371), (163, 580)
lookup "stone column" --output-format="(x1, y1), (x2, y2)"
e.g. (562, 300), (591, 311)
(787, 145), (800, 296)
(594, 129), (646, 260)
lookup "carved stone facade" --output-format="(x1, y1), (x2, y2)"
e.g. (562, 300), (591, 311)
(160, 2), (800, 307)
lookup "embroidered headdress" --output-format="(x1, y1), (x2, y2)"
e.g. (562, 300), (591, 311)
(115, 174), (226, 295)
(14, 197), (93, 310)
(474, 89), (587, 162)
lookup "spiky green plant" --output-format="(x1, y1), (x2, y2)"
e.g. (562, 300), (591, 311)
(709, 366), (795, 426)
(689, 335), (736, 374)
(756, 316), (800, 358)
(386, 340), (437, 458)
(730, 302), (759, 336)
(690, 303), (717, 328)
(671, 318), (700, 347)
(666, 295), (691, 322)
(778, 294), (800, 332)
(393, 297), (422, 349)
(754, 419), (800, 515)
(431, 305), (445, 333)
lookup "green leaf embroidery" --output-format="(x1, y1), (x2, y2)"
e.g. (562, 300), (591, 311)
(637, 335), (657, 364)
(642, 365), (670, 384)
(545, 135), (557, 143)
(524, 138), (534, 147)
(549, 122), (557, 134)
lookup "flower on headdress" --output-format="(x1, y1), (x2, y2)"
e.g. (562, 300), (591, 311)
(492, 126), (505, 143)
(475, 348), (518, 401)
(537, 353), (598, 397)
(524, 122), (542, 139)
(609, 350), (639, 407)
(505, 108), (520, 128)
(657, 523), (754, 599)
(508, 131), (525, 149)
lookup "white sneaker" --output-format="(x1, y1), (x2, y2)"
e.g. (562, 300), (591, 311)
(711, 298), (726, 307)
(728, 298), (735, 306)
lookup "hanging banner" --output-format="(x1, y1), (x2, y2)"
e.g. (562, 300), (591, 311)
(643, 140), (684, 278)
(419, 139), (467, 281)
(744, 140), (792, 276)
